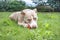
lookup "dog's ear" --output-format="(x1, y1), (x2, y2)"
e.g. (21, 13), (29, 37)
(33, 8), (37, 12)
(21, 11), (25, 15)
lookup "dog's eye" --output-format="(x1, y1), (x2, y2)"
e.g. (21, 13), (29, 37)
(28, 19), (31, 21)
(33, 18), (36, 20)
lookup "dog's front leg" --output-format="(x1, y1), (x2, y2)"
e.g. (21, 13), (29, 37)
(18, 21), (28, 28)
(18, 19), (24, 26)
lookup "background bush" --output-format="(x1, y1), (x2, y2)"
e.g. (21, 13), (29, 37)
(0, 0), (60, 12)
(0, 1), (26, 12)
(36, 5), (54, 12)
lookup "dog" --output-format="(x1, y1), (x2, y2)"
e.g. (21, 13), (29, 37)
(9, 9), (38, 29)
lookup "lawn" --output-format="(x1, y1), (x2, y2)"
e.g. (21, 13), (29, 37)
(0, 12), (60, 40)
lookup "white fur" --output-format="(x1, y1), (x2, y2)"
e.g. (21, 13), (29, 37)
(9, 9), (38, 28)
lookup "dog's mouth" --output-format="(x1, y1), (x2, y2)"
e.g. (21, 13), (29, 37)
(27, 24), (36, 29)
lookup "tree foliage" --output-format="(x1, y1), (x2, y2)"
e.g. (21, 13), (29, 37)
(47, 0), (60, 11)
(0, 0), (26, 11)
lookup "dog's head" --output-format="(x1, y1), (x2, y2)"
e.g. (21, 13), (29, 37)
(21, 9), (38, 28)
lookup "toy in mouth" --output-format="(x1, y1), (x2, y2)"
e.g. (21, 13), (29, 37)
(27, 24), (31, 29)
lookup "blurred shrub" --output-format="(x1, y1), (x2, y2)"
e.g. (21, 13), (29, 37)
(36, 5), (54, 12)
(0, 1), (26, 12)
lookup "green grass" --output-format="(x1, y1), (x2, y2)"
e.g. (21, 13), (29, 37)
(0, 12), (60, 40)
